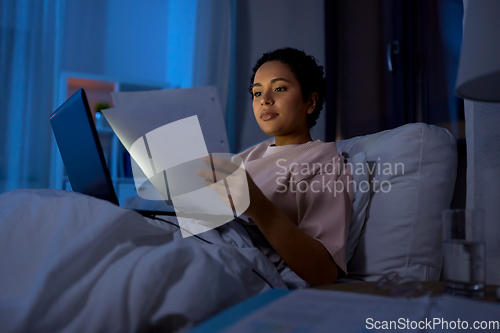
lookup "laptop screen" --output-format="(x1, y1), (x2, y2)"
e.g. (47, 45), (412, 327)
(50, 89), (119, 205)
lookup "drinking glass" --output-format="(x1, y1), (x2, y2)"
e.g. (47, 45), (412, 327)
(442, 209), (486, 298)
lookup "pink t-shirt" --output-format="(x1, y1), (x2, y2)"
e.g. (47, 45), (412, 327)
(239, 139), (354, 274)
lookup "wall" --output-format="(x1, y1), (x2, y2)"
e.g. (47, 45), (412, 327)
(61, 0), (172, 83)
(105, 0), (168, 82)
(166, 0), (197, 88)
(61, 0), (108, 75)
(233, 0), (326, 152)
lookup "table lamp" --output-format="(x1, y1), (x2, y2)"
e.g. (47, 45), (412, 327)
(455, 0), (500, 289)
(456, 0), (500, 102)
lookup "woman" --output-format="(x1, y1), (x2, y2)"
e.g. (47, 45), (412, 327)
(198, 48), (353, 286)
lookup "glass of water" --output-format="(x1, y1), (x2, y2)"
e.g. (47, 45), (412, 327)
(442, 209), (486, 298)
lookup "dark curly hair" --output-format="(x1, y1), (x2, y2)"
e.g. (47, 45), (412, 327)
(249, 48), (327, 129)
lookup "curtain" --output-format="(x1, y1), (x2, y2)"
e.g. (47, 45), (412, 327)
(436, 0), (464, 139)
(0, 0), (57, 192)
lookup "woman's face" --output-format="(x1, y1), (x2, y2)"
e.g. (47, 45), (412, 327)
(251, 61), (315, 141)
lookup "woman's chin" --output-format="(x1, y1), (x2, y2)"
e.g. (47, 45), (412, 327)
(258, 124), (281, 137)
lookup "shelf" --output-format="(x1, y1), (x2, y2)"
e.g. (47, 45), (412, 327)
(66, 77), (116, 123)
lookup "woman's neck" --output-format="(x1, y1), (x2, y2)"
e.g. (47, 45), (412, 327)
(274, 133), (313, 146)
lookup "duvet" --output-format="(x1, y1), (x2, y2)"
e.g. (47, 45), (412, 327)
(0, 189), (287, 332)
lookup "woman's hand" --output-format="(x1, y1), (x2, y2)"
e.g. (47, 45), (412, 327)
(196, 155), (271, 220)
(196, 155), (339, 285)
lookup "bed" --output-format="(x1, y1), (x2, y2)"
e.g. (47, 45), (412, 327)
(0, 123), (457, 332)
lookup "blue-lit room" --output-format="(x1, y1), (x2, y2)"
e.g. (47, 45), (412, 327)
(1, 0), (499, 332)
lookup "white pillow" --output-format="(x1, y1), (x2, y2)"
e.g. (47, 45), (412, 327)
(336, 123), (457, 281)
(344, 152), (370, 264)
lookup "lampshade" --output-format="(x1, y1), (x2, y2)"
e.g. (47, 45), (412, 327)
(456, 0), (500, 102)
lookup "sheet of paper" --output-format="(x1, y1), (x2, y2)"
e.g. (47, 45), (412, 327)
(109, 86), (230, 155)
(223, 289), (432, 333)
(100, 87), (240, 235)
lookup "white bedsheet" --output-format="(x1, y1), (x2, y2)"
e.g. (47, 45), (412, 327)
(0, 189), (286, 332)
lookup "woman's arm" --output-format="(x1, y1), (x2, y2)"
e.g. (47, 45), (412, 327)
(197, 156), (339, 286)
(247, 192), (339, 286)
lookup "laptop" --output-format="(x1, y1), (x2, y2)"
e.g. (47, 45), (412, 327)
(50, 89), (175, 217)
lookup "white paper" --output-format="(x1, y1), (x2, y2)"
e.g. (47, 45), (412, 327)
(100, 87), (246, 237)
(146, 116), (208, 172)
(109, 86), (230, 155)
